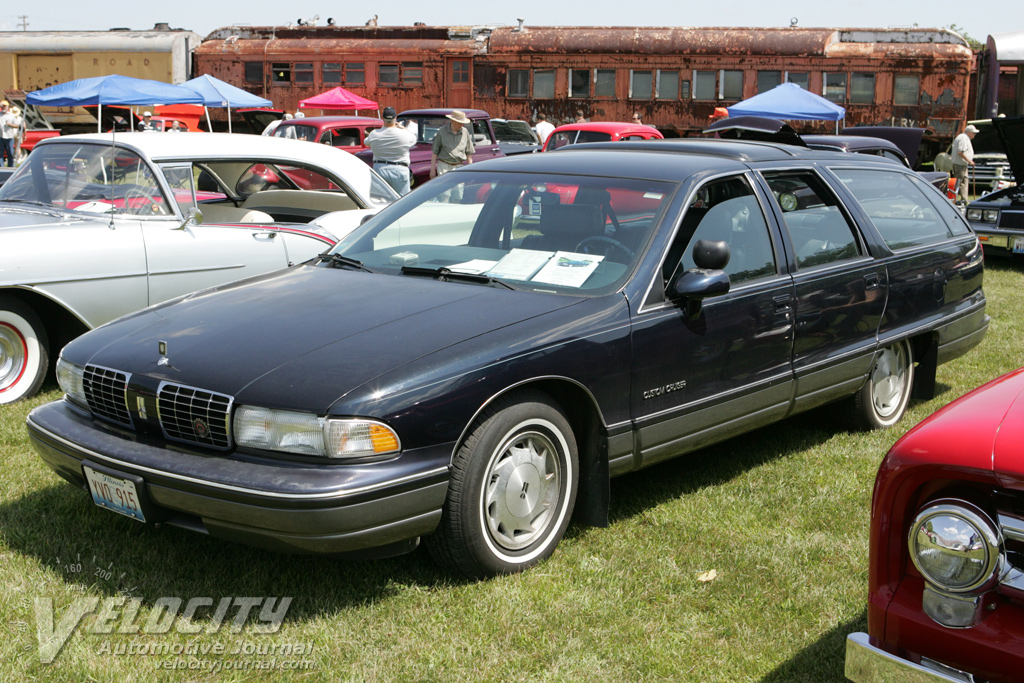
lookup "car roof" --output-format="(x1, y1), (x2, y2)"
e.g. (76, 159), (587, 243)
(803, 134), (905, 157)
(38, 132), (374, 190)
(551, 122), (658, 135)
(398, 108), (491, 118)
(277, 116), (384, 128)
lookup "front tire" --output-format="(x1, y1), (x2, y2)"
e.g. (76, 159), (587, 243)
(0, 295), (49, 404)
(850, 340), (914, 429)
(428, 391), (578, 578)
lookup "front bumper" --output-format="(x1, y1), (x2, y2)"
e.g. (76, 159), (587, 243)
(27, 400), (450, 556)
(845, 633), (977, 683)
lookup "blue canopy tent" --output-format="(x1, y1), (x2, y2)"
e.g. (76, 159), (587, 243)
(26, 75), (205, 132)
(727, 83), (845, 132)
(182, 75), (273, 133)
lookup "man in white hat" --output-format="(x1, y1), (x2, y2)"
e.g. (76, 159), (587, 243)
(429, 110), (475, 180)
(951, 123), (978, 205)
(366, 107), (417, 195)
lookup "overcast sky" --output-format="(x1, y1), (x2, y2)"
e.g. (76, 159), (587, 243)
(0, 1), (1014, 46)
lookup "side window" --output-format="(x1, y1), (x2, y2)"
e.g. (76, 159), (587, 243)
(668, 175), (777, 287)
(158, 163), (197, 214)
(762, 170), (861, 269)
(833, 169), (957, 249)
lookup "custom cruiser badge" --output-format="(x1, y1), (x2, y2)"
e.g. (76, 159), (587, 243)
(643, 380), (687, 400)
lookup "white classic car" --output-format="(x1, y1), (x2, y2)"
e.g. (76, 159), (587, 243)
(0, 132), (398, 404)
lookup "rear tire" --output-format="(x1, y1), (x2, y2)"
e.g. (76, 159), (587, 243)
(0, 295), (49, 404)
(428, 391), (578, 578)
(849, 340), (913, 430)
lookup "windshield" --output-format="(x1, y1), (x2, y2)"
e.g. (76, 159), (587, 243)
(0, 142), (171, 216)
(331, 170), (675, 295)
(273, 124), (317, 141)
(492, 121), (537, 143)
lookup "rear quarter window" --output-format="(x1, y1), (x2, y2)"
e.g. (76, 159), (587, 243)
(834, 169), (960, 250)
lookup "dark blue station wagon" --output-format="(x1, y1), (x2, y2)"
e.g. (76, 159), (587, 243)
(28, 139), (989, 578)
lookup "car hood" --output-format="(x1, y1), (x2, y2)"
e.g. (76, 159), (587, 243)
(993, 115), (1024, 183)
(993, 370), (1024, 486)
(69, 265), (584, 412)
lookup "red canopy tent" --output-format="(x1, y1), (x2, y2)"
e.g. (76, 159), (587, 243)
(298, 87), (379, 116)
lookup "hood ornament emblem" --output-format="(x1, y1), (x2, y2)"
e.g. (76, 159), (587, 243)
(158, 340), (170, 367)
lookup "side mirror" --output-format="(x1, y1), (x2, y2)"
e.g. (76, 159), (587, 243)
(670, 239), (730, 318)
(175, 206), (203, 230)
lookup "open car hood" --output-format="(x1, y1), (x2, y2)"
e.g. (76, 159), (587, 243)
(993, 115), (1024, 184)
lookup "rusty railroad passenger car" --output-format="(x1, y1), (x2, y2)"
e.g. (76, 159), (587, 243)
(196, 24), (972, 154)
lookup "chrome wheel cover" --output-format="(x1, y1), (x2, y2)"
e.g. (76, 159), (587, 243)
(871, 343), (909, 419)
(482, 427), (563, 552)
(0, 322), (26, 393)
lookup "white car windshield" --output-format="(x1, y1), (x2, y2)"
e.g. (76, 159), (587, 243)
(0, 142), (171, 216)
(331, 170), (675, 295)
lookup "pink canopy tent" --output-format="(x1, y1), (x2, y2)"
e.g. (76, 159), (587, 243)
(298, 87), (379, 116)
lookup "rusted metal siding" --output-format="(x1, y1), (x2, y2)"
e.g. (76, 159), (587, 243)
(194, 24), (973, 150)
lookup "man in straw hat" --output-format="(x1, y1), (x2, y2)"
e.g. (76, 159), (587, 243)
(429, 110), (475, 180)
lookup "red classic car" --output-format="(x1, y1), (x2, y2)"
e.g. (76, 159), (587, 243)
(272, 115), (383, 153)
(542, 121), (664, 152)
(847, 368), (1024, 683)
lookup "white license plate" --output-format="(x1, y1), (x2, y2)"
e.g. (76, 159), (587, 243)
(84, 466), (146, 522)
(1013, 238), (1024, 254)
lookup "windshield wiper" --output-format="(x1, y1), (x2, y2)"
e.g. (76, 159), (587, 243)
(400, 265), (515, 290)
(318, 253), (375, 273)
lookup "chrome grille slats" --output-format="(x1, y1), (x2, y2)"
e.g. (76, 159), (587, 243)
(157, 382), (233, 450)
(83, 365), (132, 427)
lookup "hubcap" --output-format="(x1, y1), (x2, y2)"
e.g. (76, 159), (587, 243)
(871, 344), (908, 418)
(0, 322), (27, 392)
(484, 430), (561, 551)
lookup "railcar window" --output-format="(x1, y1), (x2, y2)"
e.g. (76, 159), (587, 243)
(345, 63), (365, 86)
(570, 69), (590, 98)
(721, 70), (743, 100)
(323, 62), (342, 84)
(680, 80), (691, 99)
(379, 64), (399, 86)
(595, 69), (616, 98)
(850, 73), (875, 104)
(533, 69), (555, 99)
(669, 175), (777, 287)
(508, 70), (529, 98)
(834, 169), (960, 249)
(694, 71), (716, 100)
(630, 71), (653, 99)
(657, 70), (679, 99)
(402, 62), (424, 87)
(895, 75), (920, 105)
(824, 73), (847, 103)
(295, 63), (314, 84)
(244, 62), (263, 85)
(758, 71), (782, 93)
(762, 170), (861, 269)
(451, 60), (470, 84)
(786, 72), (809, 90)
(271, 63), (291, 84)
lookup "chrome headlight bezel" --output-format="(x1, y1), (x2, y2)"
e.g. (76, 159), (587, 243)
(55, 356), (88, 409)
(908, 501), (1002, 594)
(232, 405), (401, 461)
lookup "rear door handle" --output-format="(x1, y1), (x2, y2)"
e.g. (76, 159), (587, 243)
(864, 273), (880, 290)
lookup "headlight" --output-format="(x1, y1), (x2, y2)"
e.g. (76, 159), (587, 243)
(233, 405), (400, 460)
(908, 502), (1001, 593)
(966, 208), (981, 221)
(983, 209), (999, 222)
(56, 356), (87, 407)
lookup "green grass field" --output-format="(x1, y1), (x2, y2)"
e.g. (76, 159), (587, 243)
(2, 258), (1022, 682)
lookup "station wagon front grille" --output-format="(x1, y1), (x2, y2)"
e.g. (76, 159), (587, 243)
(83, 365), (131, 427)
(157, 383), (233, 450)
